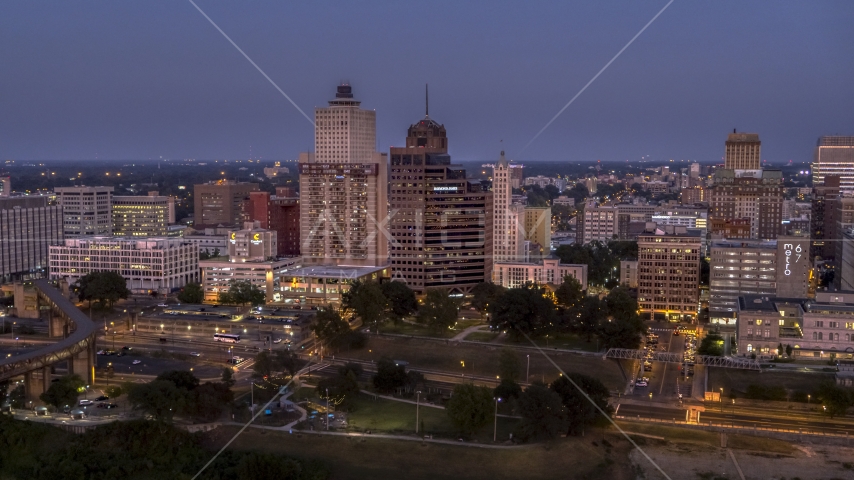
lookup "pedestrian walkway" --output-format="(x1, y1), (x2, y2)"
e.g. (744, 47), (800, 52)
(450, 324), (488, 341)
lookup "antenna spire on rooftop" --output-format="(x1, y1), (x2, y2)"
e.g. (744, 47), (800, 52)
(425, 83), (429, 117)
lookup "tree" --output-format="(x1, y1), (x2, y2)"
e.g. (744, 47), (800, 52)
(177, 282), (204, 304)
(39, 374), (83, 410)
(316, 371), (360, 411)
(516, 384), (568, 441)
(274, 350), (299, 377)
(155, 370), (200, 392)
(311, 307), (364, 351)
(343, 281), (387, 329)
(381, 281), (417, 323)
(554, 275), (583, 309)
(575, 296), (606, 342)
(416, 289), (459, 332)
(817, 381), (853, 418)
(777, 343), (784, 356)
(498, 348), (522, 383)
(697, 333), (725, 356)
(445, 384), (494, 437)
(221, 367), (235, 388)
(493, 379), (523, 401)
(470, 282), (506, 317)
(190, 382), (233, 422)
(604, 287), (638, 321)
(252, 351), (275, 379)
(219, 280), (265, 307)
(488, 284), (556, 340)
(785, 344), (793, 357)
(104, 385), (124, 399)
(127, 380), (186, 423)
(550, 374), (611, 436)
(372, 357), (408, 394)
(72, 271), (131, 309)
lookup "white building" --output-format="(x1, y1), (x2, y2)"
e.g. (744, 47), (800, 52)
(493, 256), (587, 290)
(55, 186), (113, 238)
(228, 221), (277, 261)
(298, 84), (388, 267)
(578, 201), (616, 244)
(184, 226), (230, 256)
(553, 195), (575, 207)
(811, 136), (854, 195)
(49, 236), (199, 294)
(620, 260), (638, 288)
(112, 194), (175, 237)
(492, 152), (524, 263)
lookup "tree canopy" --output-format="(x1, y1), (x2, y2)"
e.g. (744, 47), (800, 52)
(550, 374), (611, 435)
(445, 384), (494, 437)
(381, 281), (417, 323)
(218, 280), (266, 307)
(470, 282), (506, 316)
(311, 307), (365, 352)
(177, 282), (204, 304)
(416, 288), (459, 332)
(39, 374), (83, 410)
(516, 384), (568, 441)
(372, 357), (408, 394)
(72, 271), (131, 308)
(488, 284), (556, 340)
(343, 281), (388, 328)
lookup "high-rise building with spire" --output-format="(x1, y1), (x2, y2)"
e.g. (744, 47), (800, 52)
(387, 87), (492, 294)
(298, 84), (388, 266)
(492, 152), (525, 265)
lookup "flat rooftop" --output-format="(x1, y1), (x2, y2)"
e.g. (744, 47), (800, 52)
(283, 265), (387, 279)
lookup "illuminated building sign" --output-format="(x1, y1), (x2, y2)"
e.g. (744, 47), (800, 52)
(433, 186), (459, 192)
(251, 233), (262, 245)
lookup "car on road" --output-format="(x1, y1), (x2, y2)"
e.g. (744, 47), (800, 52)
(190, 352), (201, 357)
(273, 338), (282, 344)
(635, 380), (648, 387)
(95, 395), (109, 401)
(96, 350), (106, 355)
(132, 360), (142, 365)
(121, 346), (132, 351)
(157, 303), (168, 307)
(78, 400), (93, 406)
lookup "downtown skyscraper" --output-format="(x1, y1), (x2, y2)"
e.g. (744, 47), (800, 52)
(298, 85), (388, 266)
(387, 97), (492, 294)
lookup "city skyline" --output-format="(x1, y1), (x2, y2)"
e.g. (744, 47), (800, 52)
(1, 1), (853, 163)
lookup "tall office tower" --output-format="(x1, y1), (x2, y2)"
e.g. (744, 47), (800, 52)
(388, 106), (492, 294)
(810, 175), (841, 261)
(55, 186), (114, 238)
(689, 162), (700, 178)
(509, 165), (524, 189)
(523, 207), (551, 256)
(637, 225), (701, 323)
(812, 136), (854, 195)
(299, 84), (388, 266)
(193, 181), (259, 227)
(0, 176), (10, 197)
(578, 201), (616, 244)
(708, 169), (783, 240)
(244, 190), (300, 257)
(112, 193), (175, 237)
(492, 152), (524, 263)
(724, 131), (761, 170)
(0, 196), (63, 283)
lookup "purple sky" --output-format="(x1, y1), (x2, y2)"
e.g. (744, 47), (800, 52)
(2, 1), (853, 164)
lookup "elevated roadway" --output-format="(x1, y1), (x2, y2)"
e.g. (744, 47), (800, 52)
(0, 280), (97, 399)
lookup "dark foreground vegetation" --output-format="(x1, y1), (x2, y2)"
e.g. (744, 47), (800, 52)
(0, 417), (329, 480)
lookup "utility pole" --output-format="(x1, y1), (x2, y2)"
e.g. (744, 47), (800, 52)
(526, 355), (530, 382)
(326, 388), (330, 431)
(416, 391), (421, 433)
(493, 397), (500, 442)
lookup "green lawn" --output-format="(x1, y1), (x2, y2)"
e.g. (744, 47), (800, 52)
(465, 331), (500, 343)
(615, 420), (795, 454)
(708, 368), (835, 396)
(378, 319), (485, 339)
(346, 336), (625, 390)
(213, 426), (635, 480)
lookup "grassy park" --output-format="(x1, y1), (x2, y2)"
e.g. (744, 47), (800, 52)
(342, 336), (625, 390)
(708, 368), (836, 397)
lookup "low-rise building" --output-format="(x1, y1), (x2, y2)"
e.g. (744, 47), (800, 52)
(620, 260), (638, 288)
(736, 295), (804, 357)
(48, 236), (199, 294)
(492, 256), (587, 290)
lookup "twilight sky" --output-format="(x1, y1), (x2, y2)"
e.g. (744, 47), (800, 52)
(2, 1), (853, 164)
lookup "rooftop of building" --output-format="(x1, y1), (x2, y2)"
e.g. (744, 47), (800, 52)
(738, 295), (807, 312)
(817, 136), (854, 147)
(638, 224), (702, 238)
(726, 132), (760, 143)
(282, 264), (388, 279)
(710, 239), (778, 250)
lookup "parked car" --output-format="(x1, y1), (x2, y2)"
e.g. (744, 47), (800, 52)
(189, 352), (201, 357)
(157, 303), (168, 307)
(78, 399), (93, 406)
(132, 360), (142, 365)
(273, 338), (282, 344)
(95, 395), (109, 401)
(635, 380), (648, 387)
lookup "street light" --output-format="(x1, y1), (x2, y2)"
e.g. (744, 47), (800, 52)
(416, 391), (421, 434)
(493, 397), (501, 442)
(326, 388), (330, 431)
(526, 355), (530, 382)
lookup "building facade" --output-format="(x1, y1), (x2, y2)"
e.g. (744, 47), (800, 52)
(0, 196), (63, 283)
(244, 189), (300, 257)
(298, 85), (388, 267)
(812, 136), (854, 195)
(620, 260), (639, 288)
(112, 194), (175, 237)
(578, 202), (616, 244)
(709, 169), (783, 240)
(55, 186), (114, 238)
(810, 175), (841, 261)
(492, 152), (524, 262)
(724, 132), (761, 170)
(637, 226), (701, 322)
(736, 296), (804, 356)
(388, 111), (492, 294)
(493, 257), (587, 290)
(193, 181), (259, 227)
(49, 236), (199, 293)
(523, 207), (551, 257)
